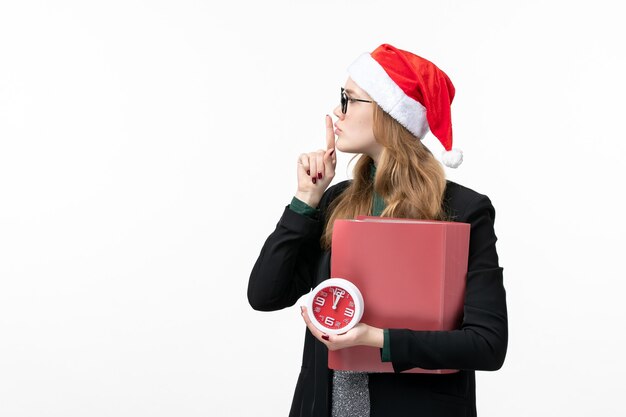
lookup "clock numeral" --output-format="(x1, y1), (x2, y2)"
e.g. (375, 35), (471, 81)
(324, 316), (335, 326)
(333, 288), (346, 298)
(344, 308), (354, 318)
(314, 296), (325, 307)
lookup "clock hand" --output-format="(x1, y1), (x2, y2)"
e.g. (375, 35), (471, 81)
(332, 289), (343, 310)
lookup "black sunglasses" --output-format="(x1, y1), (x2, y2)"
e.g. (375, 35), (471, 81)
(341, 87), (373, 114)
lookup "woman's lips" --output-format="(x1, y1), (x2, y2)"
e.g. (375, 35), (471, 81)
(334, 124), (342, 135)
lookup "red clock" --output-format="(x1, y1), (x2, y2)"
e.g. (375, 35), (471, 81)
(306, 278), (364, 335)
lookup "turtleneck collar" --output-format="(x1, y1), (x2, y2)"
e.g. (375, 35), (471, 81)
(370, 162), (385, 216)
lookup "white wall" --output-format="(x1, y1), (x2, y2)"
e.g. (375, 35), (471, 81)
(1, 1), (624, 416)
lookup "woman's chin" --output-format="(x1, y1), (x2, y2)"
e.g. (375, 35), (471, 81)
(335, 140), (353, 154)
(337, 147), (358, 155)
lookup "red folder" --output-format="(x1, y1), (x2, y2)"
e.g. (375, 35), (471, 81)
(328, 216), (470, 374)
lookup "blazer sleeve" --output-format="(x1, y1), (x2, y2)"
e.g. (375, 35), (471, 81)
(386, 194), (508, 372)
(247, 183), (347, 312)
(247, 206), (323, 311)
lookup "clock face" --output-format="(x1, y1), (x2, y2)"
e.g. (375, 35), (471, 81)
(307, 278), (364, 335)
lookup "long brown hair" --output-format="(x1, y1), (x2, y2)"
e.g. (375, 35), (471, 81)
(321, 103), (447, 249)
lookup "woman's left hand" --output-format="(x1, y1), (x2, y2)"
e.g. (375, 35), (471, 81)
(300, 306), (384, 351)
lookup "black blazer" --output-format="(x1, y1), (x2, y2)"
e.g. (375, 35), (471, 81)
(248, 180), (508, 417)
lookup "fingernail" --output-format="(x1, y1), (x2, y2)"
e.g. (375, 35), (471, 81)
(322, 335), (330, 341)
(300, 306), (304, 313)
(307, 170), (310, 175)
(317, 172), (322, 179)
(312, 177), (317, 184)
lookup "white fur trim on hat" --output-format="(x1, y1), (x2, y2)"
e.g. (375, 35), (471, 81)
(442, 148), (463, 168)
(347, 53), (429, 139)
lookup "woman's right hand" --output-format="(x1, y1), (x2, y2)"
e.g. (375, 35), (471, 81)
(295, 115), (337, 208)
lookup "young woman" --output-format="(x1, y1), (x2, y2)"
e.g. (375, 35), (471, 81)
(247, 43), (508, 417)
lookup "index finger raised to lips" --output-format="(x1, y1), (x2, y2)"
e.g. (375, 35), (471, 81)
(325, 115), (335, 151)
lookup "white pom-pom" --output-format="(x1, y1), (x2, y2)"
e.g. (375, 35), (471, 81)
(442, 148), (463, 168)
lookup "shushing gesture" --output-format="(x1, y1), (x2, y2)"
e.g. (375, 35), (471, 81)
(295, 115), (337, 208)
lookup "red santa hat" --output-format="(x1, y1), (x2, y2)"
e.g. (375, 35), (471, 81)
(347, 43), (463, 168)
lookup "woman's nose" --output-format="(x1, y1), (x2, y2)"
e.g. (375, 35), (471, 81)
(333, 105), (344, 119)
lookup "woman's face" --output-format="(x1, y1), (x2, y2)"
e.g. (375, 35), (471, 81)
(333, 78), (383, 163)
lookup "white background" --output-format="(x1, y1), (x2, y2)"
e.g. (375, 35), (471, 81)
(1, 1), (625, 416)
